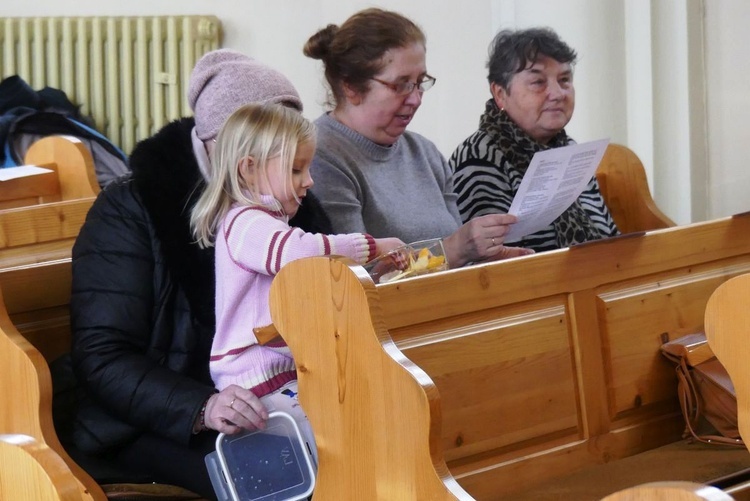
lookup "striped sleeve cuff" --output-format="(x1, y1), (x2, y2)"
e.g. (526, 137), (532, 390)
(364, 233), (377, 262)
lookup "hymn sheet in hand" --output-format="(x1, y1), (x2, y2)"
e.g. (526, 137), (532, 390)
(504, 138), (610, 243)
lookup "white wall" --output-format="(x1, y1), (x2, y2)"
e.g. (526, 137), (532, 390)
(704, 0), (750, 219)
(3, 0), (748, 224)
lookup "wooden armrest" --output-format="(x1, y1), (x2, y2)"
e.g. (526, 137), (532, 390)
(253, 324), (283, 346)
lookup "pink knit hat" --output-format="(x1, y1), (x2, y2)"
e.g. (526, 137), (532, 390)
(187, 49), (303, 141)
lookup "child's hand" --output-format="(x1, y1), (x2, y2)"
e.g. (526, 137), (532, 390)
(374, 237), (405, 257)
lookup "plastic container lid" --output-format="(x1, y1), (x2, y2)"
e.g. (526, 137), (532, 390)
(208, 411), (316, 501)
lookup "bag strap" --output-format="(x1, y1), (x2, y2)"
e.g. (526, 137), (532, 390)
(675, 356), (744, 447)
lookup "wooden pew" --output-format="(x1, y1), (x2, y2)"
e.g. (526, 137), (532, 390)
(0, 261), (209, 501)
(0, 136), (98, 271)
(0, 136), (102, 499)
(0, 136), (99, 363)
(0, 259), (104, 500)
(602, 273), (750, 500)
(0, 134), (99, 210)
(269, 214), (750, 500)
(0, 143), (681, 499)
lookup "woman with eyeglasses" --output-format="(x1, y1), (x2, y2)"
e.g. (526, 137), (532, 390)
(303, 8), (533, 268)
(449, 28), (619, 252)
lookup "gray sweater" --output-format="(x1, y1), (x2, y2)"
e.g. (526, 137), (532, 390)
(309, 112), (461, 244)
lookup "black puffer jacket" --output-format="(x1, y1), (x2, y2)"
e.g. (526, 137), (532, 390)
(69, 117), (331, 453)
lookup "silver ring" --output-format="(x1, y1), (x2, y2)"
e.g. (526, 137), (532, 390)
(229, 397), (236, 409)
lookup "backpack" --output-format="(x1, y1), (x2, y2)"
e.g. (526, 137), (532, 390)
(0, 75), (129, 187)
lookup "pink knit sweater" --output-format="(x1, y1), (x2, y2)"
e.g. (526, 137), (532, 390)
(209, 198), (376, 395)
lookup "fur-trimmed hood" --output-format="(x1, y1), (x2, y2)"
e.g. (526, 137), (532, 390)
(129, 117), (215, 324)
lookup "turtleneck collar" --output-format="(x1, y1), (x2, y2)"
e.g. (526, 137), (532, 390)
(321, 112), (401, 162)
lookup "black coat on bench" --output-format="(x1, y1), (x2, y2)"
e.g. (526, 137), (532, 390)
(56, 117), (331, 494)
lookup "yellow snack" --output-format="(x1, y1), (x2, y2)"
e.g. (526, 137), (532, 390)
(368, 240), (447, 284)
(412, 248), (430, 271)
(427, 255), (446, 269)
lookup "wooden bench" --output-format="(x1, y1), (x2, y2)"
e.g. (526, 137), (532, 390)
(0, 136), (102, 499)
(0, 134), (99, 210)
(598, 274), (750, 500)
(0, 142), (678, 499)
(0, 262), (213, 501)
(0, 259), (104, 500)
(268, 213), (750, 500)
(0, 136), (100, 364)
(0, 136), (99, 271)
(0, 140), (210, 498)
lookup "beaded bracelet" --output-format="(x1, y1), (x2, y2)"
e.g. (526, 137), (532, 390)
(193, 398), (209, 434)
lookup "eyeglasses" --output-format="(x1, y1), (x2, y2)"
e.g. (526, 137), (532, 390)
(370, 74), (436, 96)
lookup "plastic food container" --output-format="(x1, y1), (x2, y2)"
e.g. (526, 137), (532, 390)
(364, 238), (449, 284)
(205, 411), (316, 501)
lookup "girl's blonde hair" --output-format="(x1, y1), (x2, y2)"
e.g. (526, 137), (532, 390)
(190, 103), (316, 248)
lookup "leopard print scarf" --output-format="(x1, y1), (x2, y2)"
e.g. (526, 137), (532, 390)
(478, 98), (601, 247)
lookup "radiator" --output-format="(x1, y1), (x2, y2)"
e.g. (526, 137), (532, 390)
(1, 16), (222, 154)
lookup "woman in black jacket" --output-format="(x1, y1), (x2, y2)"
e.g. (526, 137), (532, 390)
(62, 50), (330, 499)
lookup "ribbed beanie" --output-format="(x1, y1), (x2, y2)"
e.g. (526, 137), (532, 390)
(187, 49), (303, 141)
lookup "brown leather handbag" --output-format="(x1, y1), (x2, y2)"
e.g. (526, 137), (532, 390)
(661, 332), (744, 447)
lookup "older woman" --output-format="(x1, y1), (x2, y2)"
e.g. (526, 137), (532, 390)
(450, 27), (619, 252)
(303, 8), (533, 268)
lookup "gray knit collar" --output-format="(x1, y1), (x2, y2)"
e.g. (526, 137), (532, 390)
(320, 112), (400, 162)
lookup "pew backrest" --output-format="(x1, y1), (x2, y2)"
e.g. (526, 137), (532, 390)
(0, 135), (99, 210)
(596, 143), (676, 233)
(0, 136), (97, 270)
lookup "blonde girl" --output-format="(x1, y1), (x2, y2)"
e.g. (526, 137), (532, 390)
(190, 103), (402, 459)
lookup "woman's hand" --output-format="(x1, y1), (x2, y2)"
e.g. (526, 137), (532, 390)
(481, 244), (535, 262)
(201, 384), (269, 435)
(442, 213), (533, 267)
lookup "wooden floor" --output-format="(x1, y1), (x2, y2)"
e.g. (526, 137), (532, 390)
(511, 439), (750, 501)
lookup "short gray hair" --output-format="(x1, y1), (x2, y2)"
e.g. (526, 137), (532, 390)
(487, 27), (577, 89)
